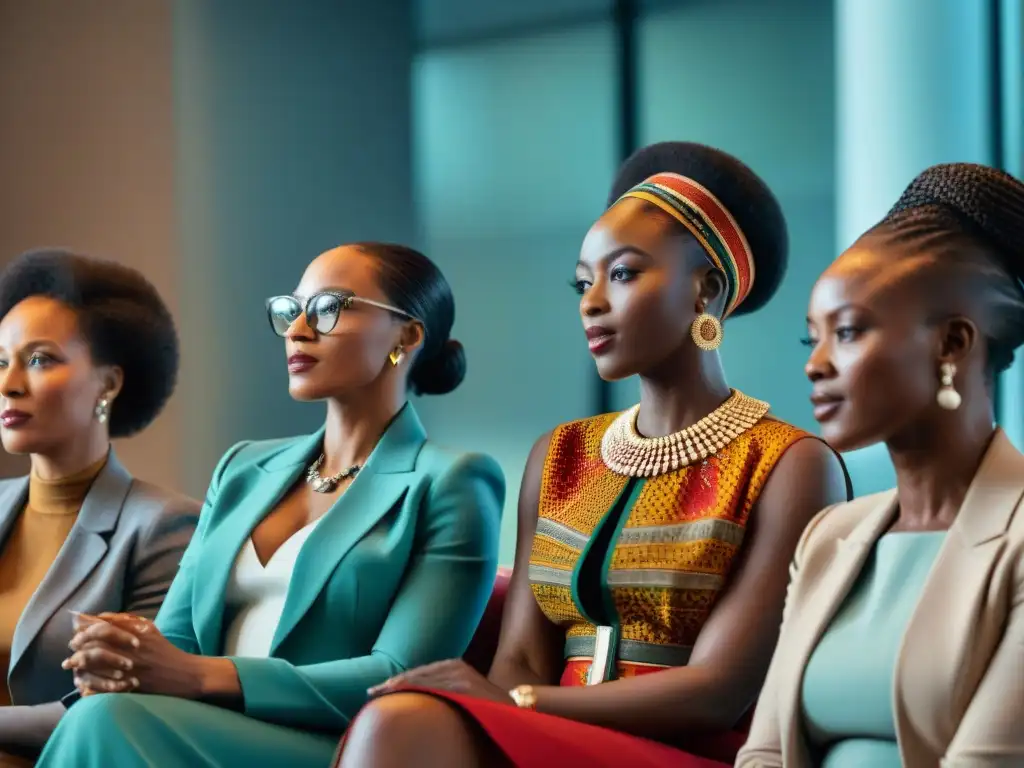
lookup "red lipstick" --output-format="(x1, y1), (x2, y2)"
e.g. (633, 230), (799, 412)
(287, 353), (318, 374)
(585, 326), (615, 355)
(0, 409), (31, 429)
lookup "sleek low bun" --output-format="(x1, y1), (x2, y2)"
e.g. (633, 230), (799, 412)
(410, 338), (466, 396)
(352, 242), (464, 397)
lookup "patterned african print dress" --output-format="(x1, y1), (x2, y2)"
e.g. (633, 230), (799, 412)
(405, 411), (819, 767)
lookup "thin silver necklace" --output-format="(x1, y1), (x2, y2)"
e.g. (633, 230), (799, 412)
(305, 454), (361, 493)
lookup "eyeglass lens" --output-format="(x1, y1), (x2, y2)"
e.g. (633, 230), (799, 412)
(267, 293), (345, 337)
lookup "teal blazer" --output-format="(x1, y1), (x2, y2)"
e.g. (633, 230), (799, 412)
(154, 404), (504, 731)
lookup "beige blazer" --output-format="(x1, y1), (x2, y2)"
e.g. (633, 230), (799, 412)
(736, 429), (1024, 768)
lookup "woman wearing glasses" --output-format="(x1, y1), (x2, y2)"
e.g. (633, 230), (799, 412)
(39, 243), (505, 767)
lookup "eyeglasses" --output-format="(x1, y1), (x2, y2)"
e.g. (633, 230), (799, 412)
(265, 291), (417, 337)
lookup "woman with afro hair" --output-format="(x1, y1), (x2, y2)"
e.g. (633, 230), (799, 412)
(0, 248), (199, 765)
(334, 142), (853, 767)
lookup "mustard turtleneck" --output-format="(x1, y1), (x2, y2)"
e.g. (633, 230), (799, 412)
(0, 455), (107, 706)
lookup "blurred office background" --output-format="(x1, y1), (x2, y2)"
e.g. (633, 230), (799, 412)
(0, 0), (1021, 563)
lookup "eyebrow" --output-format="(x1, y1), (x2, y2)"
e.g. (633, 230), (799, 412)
(576, 246), (655, 270)
(292, 287), (355, 299)
(0, 339), (62, 354)
(805, 303), (866, 323)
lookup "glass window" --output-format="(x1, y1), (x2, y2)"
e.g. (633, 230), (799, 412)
(413, 22), (616, 562)
(613, 0), (837, 430)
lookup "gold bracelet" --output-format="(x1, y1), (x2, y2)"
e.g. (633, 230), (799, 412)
(508, 684), (537, 710)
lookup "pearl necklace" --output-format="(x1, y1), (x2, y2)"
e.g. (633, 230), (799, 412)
(600, 389), (770, 477)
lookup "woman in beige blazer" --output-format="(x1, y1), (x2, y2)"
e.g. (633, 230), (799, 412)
(736, 163), (1024, 768)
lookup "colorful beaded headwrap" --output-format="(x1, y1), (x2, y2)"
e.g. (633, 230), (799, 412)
(617, 172), (756, 318)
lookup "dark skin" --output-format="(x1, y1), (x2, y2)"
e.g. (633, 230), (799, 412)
(338, 200), (849, 768)
(0, 297), (123, 755)
(805, 233), (997, 531)
(63, 246), (426, 701)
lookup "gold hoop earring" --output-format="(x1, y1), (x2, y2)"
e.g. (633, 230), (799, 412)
(388, 347), (405, 367)
(691, 313), (723, 351)
(937, 361), (961, 410)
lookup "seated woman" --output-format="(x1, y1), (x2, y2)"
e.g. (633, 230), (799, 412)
(40, 242), (504, 767)
(335, 142), (852, 768)
(736, 163), (1024, 767)
(0, 249), (200, 764)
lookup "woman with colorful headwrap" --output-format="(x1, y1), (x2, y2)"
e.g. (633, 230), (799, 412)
(333, 142), (853, 767)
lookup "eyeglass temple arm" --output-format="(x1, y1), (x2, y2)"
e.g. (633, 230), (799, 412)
(350, 296), (419, 322)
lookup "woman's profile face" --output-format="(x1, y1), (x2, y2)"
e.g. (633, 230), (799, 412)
(575, 199), (708, 382)
(0, 296), (112, 456)
(805, 241), (942, 452)
(280, 247), (420, 402)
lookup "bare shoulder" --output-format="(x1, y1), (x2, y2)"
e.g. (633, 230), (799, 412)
(519, 429), (555, 524)
(772, 434), (844, 479)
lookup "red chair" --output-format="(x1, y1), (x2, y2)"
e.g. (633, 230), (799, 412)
(463, 567), (512, 674)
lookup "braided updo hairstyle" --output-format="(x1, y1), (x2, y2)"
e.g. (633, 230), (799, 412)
(871, 163), (1024, 375)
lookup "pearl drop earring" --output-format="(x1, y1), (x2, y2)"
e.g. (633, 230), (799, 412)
(937, 362), (961, 410)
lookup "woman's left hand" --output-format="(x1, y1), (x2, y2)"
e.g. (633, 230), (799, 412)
(63, 613), (207, 699)
(368, 659), (513, 704)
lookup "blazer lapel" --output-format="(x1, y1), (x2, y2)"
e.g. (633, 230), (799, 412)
(9, 452), (131, 675)
(192, 430), (323, 655)
(779, 492), (899, 761)
(894, 429), (1024, 753)
(269, 404), (426, 654)
(0, 478), (29, 551)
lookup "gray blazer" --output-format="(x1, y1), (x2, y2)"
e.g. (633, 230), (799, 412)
(0, 452), (200, 707)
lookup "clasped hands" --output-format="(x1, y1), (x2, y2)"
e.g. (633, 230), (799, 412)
(62, 612), (202, 699)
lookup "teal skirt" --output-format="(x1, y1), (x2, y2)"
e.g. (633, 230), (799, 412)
(37, 693), (339, 767)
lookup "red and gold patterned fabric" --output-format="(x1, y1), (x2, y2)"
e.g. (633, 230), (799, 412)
(529, 412), (812, 685)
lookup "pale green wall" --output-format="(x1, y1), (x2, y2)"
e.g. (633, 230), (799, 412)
(411, 22), (616, 563)
(174, 0), (415, 497)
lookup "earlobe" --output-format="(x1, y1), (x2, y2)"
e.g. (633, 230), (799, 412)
(696, 268), (728, 316)
(102, 366), (125, 401)
(938, 316), (977, 363)
(401, 321), (426, 354)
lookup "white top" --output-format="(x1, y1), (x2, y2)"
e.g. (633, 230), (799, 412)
(222, 518), (322, 658)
